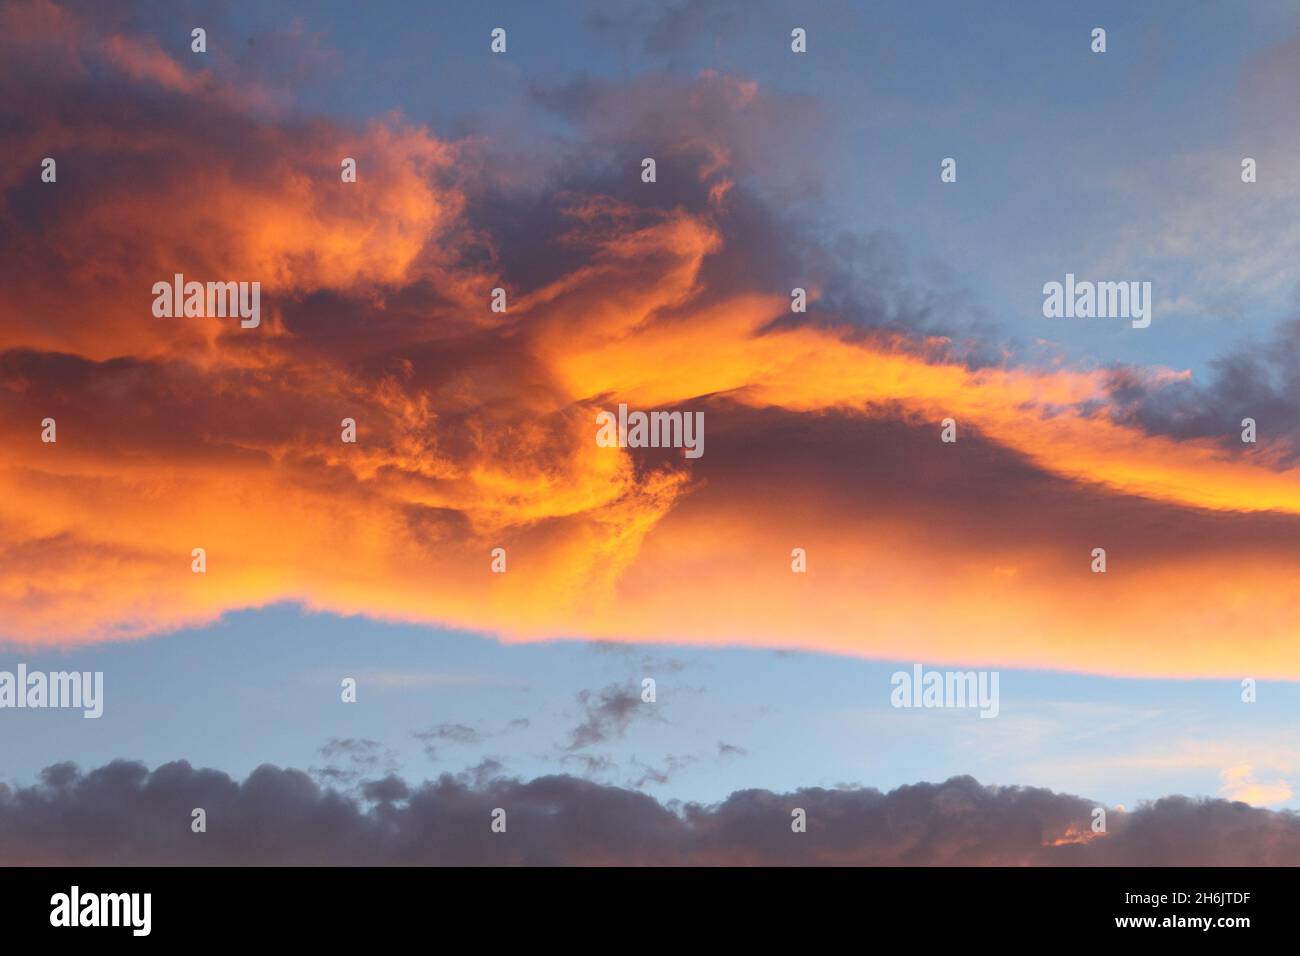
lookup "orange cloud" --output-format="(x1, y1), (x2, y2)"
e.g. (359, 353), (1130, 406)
(2, 1), (1300, 682)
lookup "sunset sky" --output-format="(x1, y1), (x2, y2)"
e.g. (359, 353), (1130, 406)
(3, 0), (1300, 864)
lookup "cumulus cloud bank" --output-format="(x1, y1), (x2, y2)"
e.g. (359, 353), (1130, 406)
(3, 760), (1298, 866)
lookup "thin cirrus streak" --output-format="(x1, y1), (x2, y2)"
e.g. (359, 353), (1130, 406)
(1, 0), (1298, 681)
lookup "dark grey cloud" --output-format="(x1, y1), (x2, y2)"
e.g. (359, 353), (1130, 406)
(561, 753), (617, 778)
(4, 760), (1299, 865)
(461, 759), (507, 791)
(413, 723), (486, 762)
(412, 722), (531, 762)
(311, 738), (397, 785)
(642, 396), (1300, 592)
(414, 723), (484, 746)
(318, 738), (385, 761)
(627, 754), (697, 789)
(1107, 317), (1300, 460)
(566, 683), (658, 750)
(360, 775), (409, 805)
(311, 766), (360, 785)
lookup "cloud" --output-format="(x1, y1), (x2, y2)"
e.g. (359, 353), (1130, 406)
(566, 683), (656, 750)
(414, 723), (483, 745)
(310, 737), (397, 784)
(461, 758), (506, 790)
(585, 0), (754, 60)
(360, 774), (409, 804)
(413, 723), (485, 760)
(4, 1), (1300, 680)
(1107, 317), (1300, 461)
(318, 738), (385, 761)
(1219, 763), (1294, 807)
(4, 759), (1300, 865)
(626, 753), (696, 789)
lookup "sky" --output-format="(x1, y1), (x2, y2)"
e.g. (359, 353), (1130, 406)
(3, 0), (1300, 864)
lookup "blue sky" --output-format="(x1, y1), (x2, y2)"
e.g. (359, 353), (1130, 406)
(4, 606), (1294, 809)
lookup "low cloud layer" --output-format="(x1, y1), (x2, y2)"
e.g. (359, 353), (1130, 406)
(2, 759), (1298, 865)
